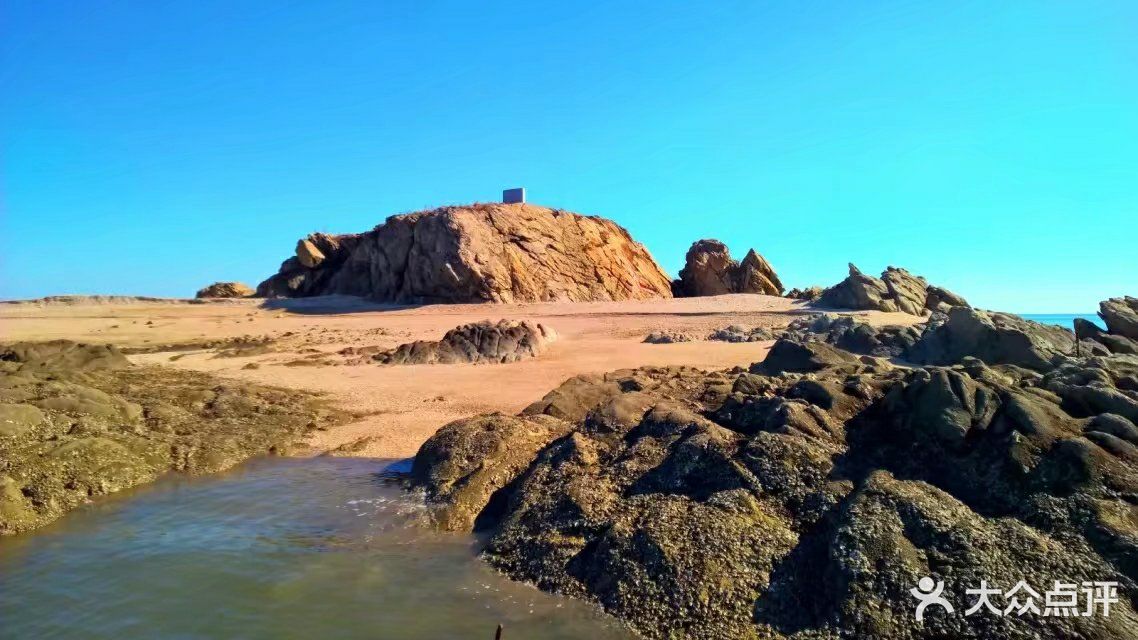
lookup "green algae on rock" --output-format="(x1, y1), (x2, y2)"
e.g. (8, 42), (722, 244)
(412, 340), (1138, 639)
(0, 340), (349, 535)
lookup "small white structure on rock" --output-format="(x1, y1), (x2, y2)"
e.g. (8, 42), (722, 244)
(502, 187), (525, 204)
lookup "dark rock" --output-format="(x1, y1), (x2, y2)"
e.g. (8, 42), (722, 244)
(1078, 318), (1138, 355)
(706, 325), (775, 343)
(908, 307), (1075, 371)
(785, 286), (823, 301)
(1101, 296), (1138, 340)
(375, 320), (556, 365)
(643, 330), (695, 344)
(411, 348), (1138, 639)
(411, 412), (571, 531)
(780, 313), (921, 358)
(751, 339), (870, 375)
(817, 264), (969, 316)
(924, 284), (970, 312)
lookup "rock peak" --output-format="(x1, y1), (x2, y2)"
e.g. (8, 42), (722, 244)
(256, 203), (673, 304)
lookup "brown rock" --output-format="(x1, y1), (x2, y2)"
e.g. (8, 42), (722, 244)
(257, 204), (673, 303)
(194, 282), (254, 299)
(295, 239), (326, 268)
(675, 239), (783, 297)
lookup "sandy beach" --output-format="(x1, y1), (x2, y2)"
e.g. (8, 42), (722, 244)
(1, 294), (917, 458)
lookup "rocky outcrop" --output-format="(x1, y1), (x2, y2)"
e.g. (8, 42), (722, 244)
(706, 325), (775, 343)
(817, 264), (969, 316)
(785, 286), (823, 301)
(780, 313), (922, 358)
(412, 342), (1138, 639)
(0, 341), (347, 534)
(908, 307), (1078, 371)
(643, 330), (696, 344)
(194, 282), (254, 298)
(1077, 317), (1138, 356)
(1100, 297), (1138, 341)
(674, 240), (783, 297)
(375, 320), (556, 365)
(256, 204), (673, 303)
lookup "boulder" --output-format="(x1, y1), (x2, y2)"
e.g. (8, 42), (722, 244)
(412, 347), (1138, 639)
(1101, 296), (1138, 341)
(706, 325), (775, 343)
(925, 284), (970, 312)
(817, 263), (969, 316)
(1078, 317), (1138, 355)
(643, 330), (695, 344)
(375, 320), (556, 365)
(907, 307), (1074, 371)
(194, 282), (254, 299)
(780, 313), (922, 358)
(674, 239), (783, 297)
(785, 286), (823, 301)
(256, 204), (673, 303)
(752, 338), (870, 374)
(736, 248), (784, 295)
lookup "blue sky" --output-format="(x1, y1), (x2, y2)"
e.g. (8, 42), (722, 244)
(2, 1), (1135, 312)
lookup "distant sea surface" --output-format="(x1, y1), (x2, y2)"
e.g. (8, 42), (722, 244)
(1019, 313), (1104, 330)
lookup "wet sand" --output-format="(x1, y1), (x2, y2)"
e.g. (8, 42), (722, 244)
(0, 294), (919, 458)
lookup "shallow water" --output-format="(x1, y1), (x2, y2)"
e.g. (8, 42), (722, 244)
(0, 457), (633, 639)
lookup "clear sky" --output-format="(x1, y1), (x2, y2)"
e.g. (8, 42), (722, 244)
(2, 1), (1135, 312)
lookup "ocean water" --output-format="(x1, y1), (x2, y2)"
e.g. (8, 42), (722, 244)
(1018, 313), (1105, 330)
(0, 457), (633, 640)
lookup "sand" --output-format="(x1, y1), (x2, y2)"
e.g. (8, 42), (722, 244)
(0, 294), (920, 459)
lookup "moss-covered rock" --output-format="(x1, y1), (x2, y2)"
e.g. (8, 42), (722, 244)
(0, 340), (349, 535)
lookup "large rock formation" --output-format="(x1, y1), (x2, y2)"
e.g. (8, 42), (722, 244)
(1101, 296), (1138, 341)
(674, 240), (783, 297)
(907, 306), (1079, 371)
(411, 342), (1138, 639)
(194, 281), (254, 298)
(375, 320), (556, 365)
(256, 204), (674, 303)
(817, 264), (969, 316)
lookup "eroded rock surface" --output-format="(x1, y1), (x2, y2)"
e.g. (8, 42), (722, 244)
(908, 306), (1077, 371)
(376, 320), (556, 365)
(194, 282), (254, 298)
(256, 204), (673, 303)
(0, 341), (347, 534)
(674, 240), (783, 297)
(643, 330), (696, 344)
(707, 325), (776, 343)
(412, 340), (1138, 639)
(1101, 297), (1138, 341)
(817, 264), (969, 316)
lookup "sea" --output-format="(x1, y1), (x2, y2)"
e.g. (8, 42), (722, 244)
(1018, 313), (1105, 330)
